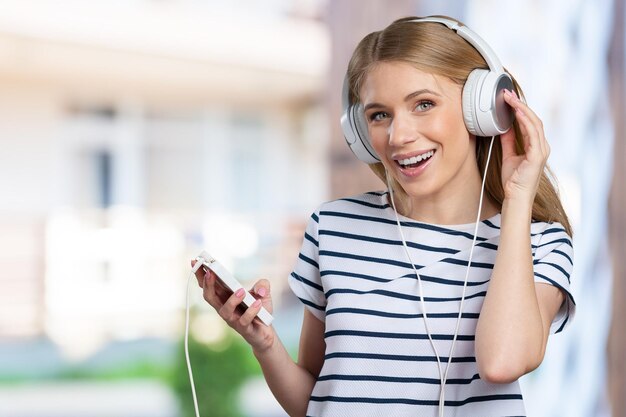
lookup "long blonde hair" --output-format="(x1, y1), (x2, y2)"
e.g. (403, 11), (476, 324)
(346, 16), (572, 236)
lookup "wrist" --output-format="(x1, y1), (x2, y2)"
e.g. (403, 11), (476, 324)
(502, 181), (538, 207)
(501, 198), (533, 224)
(252, 328), (277, 357)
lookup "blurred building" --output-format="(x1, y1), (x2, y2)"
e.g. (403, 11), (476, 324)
(0, 0), (330, 360)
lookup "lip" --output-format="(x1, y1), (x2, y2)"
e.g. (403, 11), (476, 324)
(392, 149), (437, 161)
(393, 149), (436, 178)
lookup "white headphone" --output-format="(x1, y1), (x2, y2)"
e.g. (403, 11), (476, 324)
(340, 16), (514, 164)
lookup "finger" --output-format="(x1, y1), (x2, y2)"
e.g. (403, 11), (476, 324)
(504, 95), (537, 156)
(252, 279), (271, 299)
(514, 108), (542, 158)
(202, 272), (222, 308)
(197, 267), (207, 288)
(205, 271), (232, 303)
(218, 288), (247, 324)
(511, 90), (548, 157)
(191, 260), (206, 287)
(505, 90), (543, 130)
(238, 298), (263, 327)
(252, 278), (274, 314)
(504, 90), (544, 157)
(500, 124), (517, 160)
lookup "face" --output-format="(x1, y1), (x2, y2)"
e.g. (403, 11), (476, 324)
(360, 61), (480, 203)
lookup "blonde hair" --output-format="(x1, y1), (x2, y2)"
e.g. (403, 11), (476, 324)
(346, 16), (572, 236)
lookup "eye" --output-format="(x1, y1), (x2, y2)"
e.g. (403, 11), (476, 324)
(415, 100), (434, 112)
(368, 111), (389, 122)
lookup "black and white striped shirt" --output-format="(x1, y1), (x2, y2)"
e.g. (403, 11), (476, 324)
(288, 191), (575, 417)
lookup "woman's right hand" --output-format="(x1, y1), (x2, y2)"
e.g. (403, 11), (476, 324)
(191, 260), (276, 353)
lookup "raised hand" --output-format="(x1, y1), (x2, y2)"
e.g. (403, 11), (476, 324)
(499, 89), (550, 204)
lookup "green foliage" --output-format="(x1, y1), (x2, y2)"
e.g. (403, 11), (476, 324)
(60, 359), (173, 381)
(169, 332), (261, 417)
(0, 358), (174, 385)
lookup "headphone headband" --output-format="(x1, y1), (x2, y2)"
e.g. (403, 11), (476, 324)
(407, 17), (505, 73)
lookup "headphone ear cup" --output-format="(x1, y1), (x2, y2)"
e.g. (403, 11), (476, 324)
(463, 69), (515, 137)
(340, 76), (380, 164)
(462, 69), (488, 136)
(351, 104), (381, 163)
(340, 103), (380, 164)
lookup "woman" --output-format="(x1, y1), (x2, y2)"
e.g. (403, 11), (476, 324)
(194, 15), (575, 417)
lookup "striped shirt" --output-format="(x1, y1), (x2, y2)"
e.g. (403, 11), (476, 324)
(288, 191), (575, 417)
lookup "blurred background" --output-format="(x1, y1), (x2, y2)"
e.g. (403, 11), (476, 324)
(0, 0), (623, 416)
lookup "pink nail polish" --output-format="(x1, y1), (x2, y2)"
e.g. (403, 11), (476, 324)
(253, 299), (262, 307)
(257, 287), (267, 297)
(235, 288), (245, 297)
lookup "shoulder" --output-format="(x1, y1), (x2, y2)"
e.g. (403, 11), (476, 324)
(530, 220), (572, 245)
(530, 219), (573, 261)
(316, 190), (389, 217)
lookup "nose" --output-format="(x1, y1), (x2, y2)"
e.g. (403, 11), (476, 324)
(387, 112), (417, 147)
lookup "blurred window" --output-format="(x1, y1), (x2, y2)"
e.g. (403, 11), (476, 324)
(230, 113), (264, 212)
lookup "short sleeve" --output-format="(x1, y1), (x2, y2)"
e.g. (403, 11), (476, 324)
(288, 209), (326, 322)
(533, 223), (575, 334)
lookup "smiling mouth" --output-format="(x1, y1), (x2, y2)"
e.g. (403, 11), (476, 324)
(395, 150), (436, 169)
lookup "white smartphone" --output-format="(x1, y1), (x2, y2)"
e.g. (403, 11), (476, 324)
(195, 251), (273, 326)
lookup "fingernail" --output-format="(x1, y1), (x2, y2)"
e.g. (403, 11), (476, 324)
(257, 287), (267, 297)
(252, 299), (262, 307)
(235, 288), (245, 298)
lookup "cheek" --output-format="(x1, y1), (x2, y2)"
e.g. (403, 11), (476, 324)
(368, 126), (389, 154)
(438, 107), (467, 136)
(438, 118), (474, 164)
(439, 107), (470, 143)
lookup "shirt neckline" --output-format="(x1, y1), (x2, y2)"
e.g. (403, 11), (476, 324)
(378, 191), (502, 231)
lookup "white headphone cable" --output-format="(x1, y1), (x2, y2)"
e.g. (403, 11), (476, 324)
(386, 135), (496, 417)
(185, 263), (203, 417)
(386, 176), (445, 397)
(440, 135), (495, 409)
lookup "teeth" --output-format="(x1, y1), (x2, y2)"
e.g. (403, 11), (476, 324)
(398, 150), (434, 166)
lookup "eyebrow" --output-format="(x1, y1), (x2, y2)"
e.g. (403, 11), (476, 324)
(363, 89), (442, 112)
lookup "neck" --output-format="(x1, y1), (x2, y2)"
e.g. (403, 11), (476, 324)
(386, 164), (499, 226)
(390, 192), (499, 225)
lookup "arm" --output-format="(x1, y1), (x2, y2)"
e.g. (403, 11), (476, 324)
(195, 263), (324, 417)
(474, 199), (564, 383)
(474, 89), (566, 383)
(254, 309), (325, 417)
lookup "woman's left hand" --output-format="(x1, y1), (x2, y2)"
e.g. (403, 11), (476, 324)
(499, 89), (550, 204)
